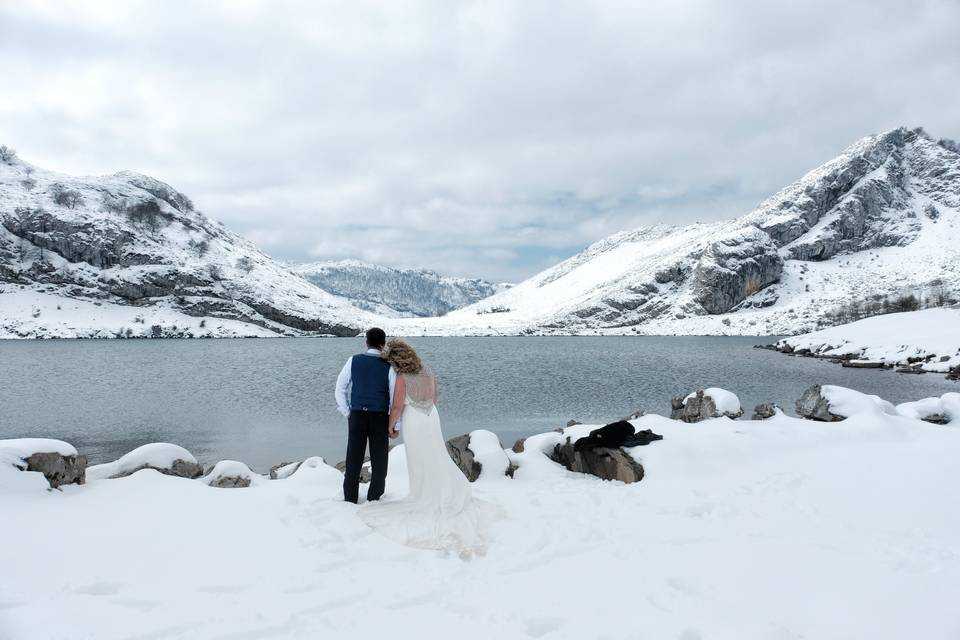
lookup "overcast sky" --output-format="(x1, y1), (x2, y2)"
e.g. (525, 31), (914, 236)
(1, 0), (958, 281)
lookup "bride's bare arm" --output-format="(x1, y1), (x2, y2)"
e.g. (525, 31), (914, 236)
(388, 375), (405, 437)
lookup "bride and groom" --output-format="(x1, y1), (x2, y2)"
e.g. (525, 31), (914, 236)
(334, 328), (498, 556)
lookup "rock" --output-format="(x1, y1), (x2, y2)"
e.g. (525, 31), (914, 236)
(691, 227), (784, 314)
(111, 458), (203, 479)
(841, 360), (885, 369)
(334, 459), (371, 484)
(269, 460), (302, 480)
(795, 385), (843, 421)
(86, 443), (204, 481)
(550, 439), (644, 483)
(566, 419), (581, 427)
(947, 365), (960, 381)
(752, 403), (780, 420)
(621, 408), (645, 421)
(25, 452), (87, 488)
(895, 366), (925, 374)
(921, 414), (949, 425)
(511, 438), (526, 454)
(445, 434), (482, 482)
(670, 389), (743, 422)
(201, 460), (260, 488)
(209, 474), (251, 488)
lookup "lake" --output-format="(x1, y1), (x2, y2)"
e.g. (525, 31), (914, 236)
(0, 336), (956, 471)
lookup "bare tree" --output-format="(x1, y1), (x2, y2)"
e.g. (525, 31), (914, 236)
(0, 145), (16, 163)
(236, 256), (254, 272)
(51, 184), (85, 209)
(189, 238), (210, 257)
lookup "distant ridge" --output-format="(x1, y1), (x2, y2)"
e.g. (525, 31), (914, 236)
(292, 259), (509, 317)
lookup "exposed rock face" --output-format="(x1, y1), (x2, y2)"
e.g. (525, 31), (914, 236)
(445, 434), (482, 482)
(671, 390), (743, 422)
(25, 452), (87, 488)
(752, 403), (780, 420)
(550, 440), (644, 484)
(795, 385), (843, 422)
(511, 438), (527, 454)
(691, 227), (784, 314)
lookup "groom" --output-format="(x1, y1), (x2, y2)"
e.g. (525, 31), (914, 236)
(334, 327), (397, 503)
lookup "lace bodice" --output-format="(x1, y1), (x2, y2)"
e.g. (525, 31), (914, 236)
(403, 366), (439, 414)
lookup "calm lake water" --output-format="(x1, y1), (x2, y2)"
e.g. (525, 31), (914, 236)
(1, 337), (956, 471)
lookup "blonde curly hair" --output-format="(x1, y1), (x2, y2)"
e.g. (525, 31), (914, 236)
(381, 338), (423, 375)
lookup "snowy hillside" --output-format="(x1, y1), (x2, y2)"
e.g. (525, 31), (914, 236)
(390, 127), (960, 336)
(292, 259), (508, 317)
(0, 148), (373, 338)
(771, 307), (960, 376)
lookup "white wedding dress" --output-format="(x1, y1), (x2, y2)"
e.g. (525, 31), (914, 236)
(358, 367), (500, 557)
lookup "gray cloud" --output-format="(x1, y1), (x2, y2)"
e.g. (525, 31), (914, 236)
(2, 0), (958, 281)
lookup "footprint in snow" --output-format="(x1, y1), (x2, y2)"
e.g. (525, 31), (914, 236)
(525, 616), (564, 638)
(196, 584), (248, 594)
(73, 581), (124, 596)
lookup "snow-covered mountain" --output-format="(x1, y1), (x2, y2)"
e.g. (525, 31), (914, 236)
(0, 148), (373, 338)
(390, 126), (960, 336)
(291, 259), (509, 317)
(2, 126), (958, 339)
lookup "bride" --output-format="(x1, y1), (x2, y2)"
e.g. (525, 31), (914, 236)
(358, 338), (499, 557)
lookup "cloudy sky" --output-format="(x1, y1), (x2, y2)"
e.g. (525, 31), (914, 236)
(1, 0), (958, 281)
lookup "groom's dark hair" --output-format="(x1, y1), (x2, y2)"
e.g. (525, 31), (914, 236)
(366, 327), (387, 349)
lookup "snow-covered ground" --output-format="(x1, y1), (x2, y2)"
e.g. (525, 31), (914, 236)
(776, 308), (960, 373)
(3, 393), (960, 639)
(0, 288), (280, 339)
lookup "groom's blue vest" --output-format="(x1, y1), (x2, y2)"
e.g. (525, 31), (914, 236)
(350, 353), (391, 412)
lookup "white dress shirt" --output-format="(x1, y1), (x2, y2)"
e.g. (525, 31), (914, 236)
(335, 348), (398, 419)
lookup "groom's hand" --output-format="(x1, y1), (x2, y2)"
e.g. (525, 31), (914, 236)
(388, 427), (400, 439)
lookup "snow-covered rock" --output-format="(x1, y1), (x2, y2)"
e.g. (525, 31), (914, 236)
(550, 434), (645, 483)
(269, 460), (303, 480)
(751, 403), (782, 420)
(796, 384), (898, 422)
(201, 460), (263, 488)
(0, 438), (86, 488)
(0, 152), (373, 338)
(463, 430), (514, 480)
(86, 443), (203, 481)
(292, 259), (508, 317)
(671, 388), (743, 422)
(441, 430), (515, 482)
(388, 126), (960, 336)
(896, 393), (960, 424)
